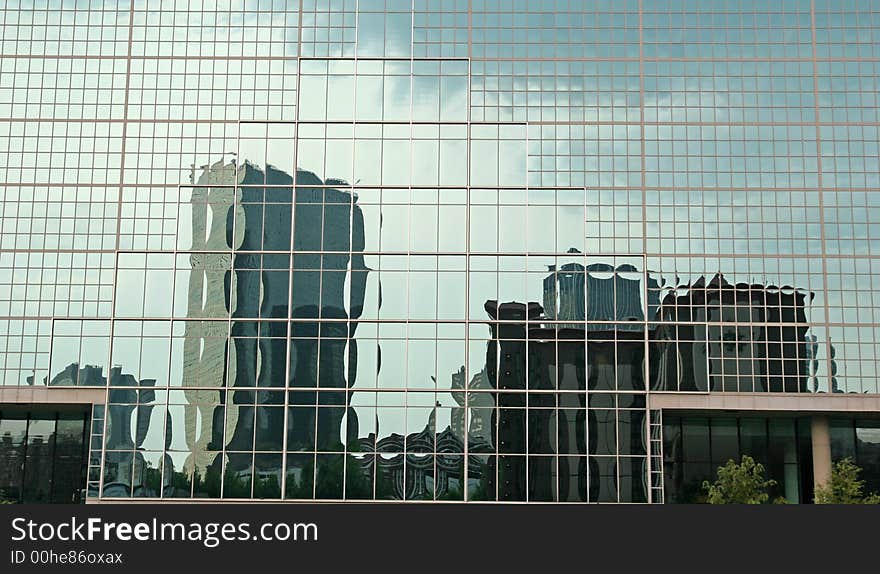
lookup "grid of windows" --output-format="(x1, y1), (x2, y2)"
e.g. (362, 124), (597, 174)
(815, 0), (880, 58)
(471, 61), (641, 123)
(0, 57), (128, 120)
(128, 59), (298, 122)
(0, 186), (118, 251)
(0, 319), (50, 388)
(0, 252), (114, 319)
(646, 190), (824, 256)
(0, 1), (131, 57)
(413, 0), (468, 59)
(131, 2), (301, 59)
(644, 62), (816, 124)
(643, 1), (813, 59)
(0, 2), (879, 503)
(471, 1), (640, 59)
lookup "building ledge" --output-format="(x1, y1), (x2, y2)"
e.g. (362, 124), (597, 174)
(0, 386), (106, 406)
(648, 391), (880, 414)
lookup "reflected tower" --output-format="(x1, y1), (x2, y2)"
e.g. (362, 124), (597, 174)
(286, 169), (368, 454)
(181, 159), (243, 481)
(181, 159), (369, 491)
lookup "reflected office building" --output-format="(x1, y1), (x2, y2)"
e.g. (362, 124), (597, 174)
(651, 274), (813, 394)
(2, 3), (879, 504)
(480, 257), (652, 502)
(175, 159), (368, 499)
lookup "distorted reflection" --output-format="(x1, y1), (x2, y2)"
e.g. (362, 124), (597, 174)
(651, 274), (814, 392)
(84, 158), (824, 500)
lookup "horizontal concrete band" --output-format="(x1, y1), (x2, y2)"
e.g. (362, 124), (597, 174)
(649, 391), (880, 414)
(1, 387), (878, 414)
(0, 386), (106, 406)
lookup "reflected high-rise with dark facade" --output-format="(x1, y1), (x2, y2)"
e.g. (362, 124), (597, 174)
(169, 160), (370, 498)
(1, 2), (879, 504)
(482, 259), (649, 502)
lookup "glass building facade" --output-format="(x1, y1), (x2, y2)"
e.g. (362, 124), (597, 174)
(0, 0), (879, 502)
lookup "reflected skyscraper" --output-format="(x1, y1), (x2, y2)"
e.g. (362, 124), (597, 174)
(286, 168), (368, 456)
(180, 159), (241, 483)
(170, 159), (369, 495)
(483, 294), (646, 502)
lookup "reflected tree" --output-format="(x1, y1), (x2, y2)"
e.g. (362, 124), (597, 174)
(286, 460), (314, 499)
(192, 465), (222, 498)
(222, 466), (252, 498)
(253, 474), (281, 499)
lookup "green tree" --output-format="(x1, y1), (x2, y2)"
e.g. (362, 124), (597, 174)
(814, 458), (880, 504)
(702, 455), (778, 504)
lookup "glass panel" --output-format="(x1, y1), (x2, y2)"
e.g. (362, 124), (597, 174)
(710, 418), (739, 465)
(681, 417), (710, 463)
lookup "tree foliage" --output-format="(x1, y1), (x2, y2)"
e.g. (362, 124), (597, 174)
(702, 455), (778, 504)
(814, 458), (880, 504)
